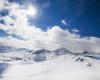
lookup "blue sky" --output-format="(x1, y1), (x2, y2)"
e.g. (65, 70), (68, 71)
(0, 0), (100, 37)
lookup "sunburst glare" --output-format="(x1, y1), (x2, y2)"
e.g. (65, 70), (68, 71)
(27, 5), (38, 17)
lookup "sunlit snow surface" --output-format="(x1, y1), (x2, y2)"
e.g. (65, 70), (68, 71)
(0, 54), (100, 80)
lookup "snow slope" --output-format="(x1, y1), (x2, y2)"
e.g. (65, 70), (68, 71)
(1, 54), (100, 80)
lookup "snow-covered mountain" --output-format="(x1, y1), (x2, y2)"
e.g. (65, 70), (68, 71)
(0, 50), (100, 80)
(0, 45), (34, 53)
(0, 47), (100, 64)
(0, 47), (100, 80)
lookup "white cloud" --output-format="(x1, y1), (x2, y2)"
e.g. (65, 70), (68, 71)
(1, 16), (15, 25)
(71, 29), (79, 33)
(61, 19), (68, 25)
(0, 0), (100, 53)
(0, 0), (8, 9)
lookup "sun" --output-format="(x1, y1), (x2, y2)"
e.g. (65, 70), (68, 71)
(27, 5), (37, 17)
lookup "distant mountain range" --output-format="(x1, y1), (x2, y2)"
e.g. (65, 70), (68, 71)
(0, 45), (34, 53)
(0, 45), (100, 65)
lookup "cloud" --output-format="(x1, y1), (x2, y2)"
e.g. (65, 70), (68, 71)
(0, 0), (100, 53)
(71, 29), (79, 33)
(61, 19), (68, 25)
(0, 0), (7, 9)
(1, 16), (15, 25)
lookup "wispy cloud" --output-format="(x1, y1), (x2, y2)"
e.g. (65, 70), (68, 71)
(71, 29), (79, 33)
(61, 19), (68, 25)
(0, 0), (100, 53)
